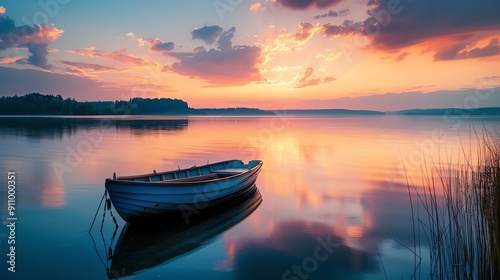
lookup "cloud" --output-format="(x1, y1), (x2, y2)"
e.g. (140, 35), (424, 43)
(365, 0), (500, 50)
(313, 8), (349, 19)
(433, 43), (468, 61)
(60, 60), (120, 75)
(166, 51), (195, 60)
(170, 27), (263, 86)
(217, 27), (236, 51)
(171, 46), (263, 86)
(277, 22), (319, 45)
(161, 64), (171, 72)
(321, 20), (363, 36)
(25, 44), (49, 68)
(434, 38), (500, 60)
(325, 51), (342, 61)
(298, 67), (316, 86)
(316, 0), (500, 59)
(0, 7), (63, 69)
(191, 25), (223, 45)
(150, 39), (175, 52)
(276, 0), (343, 10)
(295, 67), (335, 88)
(293, 22), (316, 41)
(250, 2), (263, 11)
(0, 56), (25, 64)
(67, 47), (156, 66)
(127, 32), (175, 52)
(395, 51), (409, 61)
(263, 22), (320, 54)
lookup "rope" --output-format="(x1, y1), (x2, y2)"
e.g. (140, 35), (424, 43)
(88, 190), (107, 233)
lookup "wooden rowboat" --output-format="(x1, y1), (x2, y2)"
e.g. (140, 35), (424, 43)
(105, 159), (263, 223)
(108, 185), (262, 278)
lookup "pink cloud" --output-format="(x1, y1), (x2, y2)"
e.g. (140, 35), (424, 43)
(169, 27), (264, 86)
(171, 46), (263, 86)
(434, 38), (500, 60)
(67, 47), (156, 66)
(0, 56), (25, 64)
(0, 7), (63, 69)
(60, 61), (120, 76)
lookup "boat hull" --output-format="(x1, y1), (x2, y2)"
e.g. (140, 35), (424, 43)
(105, 160), (262, 223)
(109, 185), (262, 277)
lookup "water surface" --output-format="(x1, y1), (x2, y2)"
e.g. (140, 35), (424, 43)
(0, 115), (498, 280)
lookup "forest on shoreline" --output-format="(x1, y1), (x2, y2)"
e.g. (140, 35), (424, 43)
(1, 93), (499, 116)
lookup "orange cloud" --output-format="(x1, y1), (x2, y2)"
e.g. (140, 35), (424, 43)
(295, 67), (335, 88)
(0, 56), (25, 64)
(250, 2), (262, 11)
(262, 22), (320, 54)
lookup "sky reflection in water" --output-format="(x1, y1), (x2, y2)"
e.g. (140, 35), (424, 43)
(0, 115), (499, 279)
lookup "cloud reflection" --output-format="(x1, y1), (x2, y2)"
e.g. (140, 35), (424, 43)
(232, 220), (378, 280)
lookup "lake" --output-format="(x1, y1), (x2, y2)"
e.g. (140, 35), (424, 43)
(0, 115), (499, 280)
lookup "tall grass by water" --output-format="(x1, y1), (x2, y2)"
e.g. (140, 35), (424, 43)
(408, 130), (500, 279)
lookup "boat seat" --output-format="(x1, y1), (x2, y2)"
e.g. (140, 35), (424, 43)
(167, 173), (218, 182)
(212, 168), (250, 174)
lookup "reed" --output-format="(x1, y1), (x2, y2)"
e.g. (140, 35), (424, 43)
(409, 130), (500, 279)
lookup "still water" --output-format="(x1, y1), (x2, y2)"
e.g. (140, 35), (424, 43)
(0, 115), (498, 280)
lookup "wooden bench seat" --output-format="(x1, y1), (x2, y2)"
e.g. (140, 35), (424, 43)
(166, 173), (219, 182)
(212, 168), (250, 174)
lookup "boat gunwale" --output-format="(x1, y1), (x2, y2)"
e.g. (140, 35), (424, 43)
(105, 160), (262, 186)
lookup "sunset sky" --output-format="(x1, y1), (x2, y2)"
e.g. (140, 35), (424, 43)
(0, 0), (499, 110)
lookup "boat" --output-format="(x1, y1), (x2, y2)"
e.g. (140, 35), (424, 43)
(104, 159), (263, 223)
(107, 185), (262, 278)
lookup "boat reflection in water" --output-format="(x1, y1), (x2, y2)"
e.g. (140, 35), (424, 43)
(108, 184), (262, 279)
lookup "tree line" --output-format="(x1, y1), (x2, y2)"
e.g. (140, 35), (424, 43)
(0, 93), (189, 115)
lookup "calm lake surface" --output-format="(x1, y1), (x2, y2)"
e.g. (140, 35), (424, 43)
(0, 115), (499, 280)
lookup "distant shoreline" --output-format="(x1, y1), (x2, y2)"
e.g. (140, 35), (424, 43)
(1, 93), (499, 116)
(1, 107), (500, 117)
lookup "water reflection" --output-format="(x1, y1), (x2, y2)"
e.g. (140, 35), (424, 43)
(107, 185), (262, 279)
(1, 116), (498, 279)
(232, 220), (378, 280)
(0, 117), (188, 138)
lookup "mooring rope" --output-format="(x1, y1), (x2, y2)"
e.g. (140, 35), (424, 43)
(89, 190), (107, 233)
(88, 188), (121, 278)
